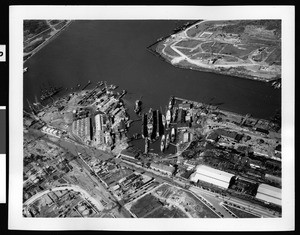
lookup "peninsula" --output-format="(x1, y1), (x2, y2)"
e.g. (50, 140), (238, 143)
(151, 20), (281, 82)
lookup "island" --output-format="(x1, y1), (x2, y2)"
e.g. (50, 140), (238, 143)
(150, 20), (281, 82)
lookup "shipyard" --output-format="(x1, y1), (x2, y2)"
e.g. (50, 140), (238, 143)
(23, 82), (282, 218)
(21, 19), (284, 220)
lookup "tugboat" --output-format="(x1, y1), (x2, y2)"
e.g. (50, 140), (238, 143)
(160, 134), (165, 152)
(134, 100), (142, 114)
(165, 133), (170, 149)
(171, 128), (176, 143)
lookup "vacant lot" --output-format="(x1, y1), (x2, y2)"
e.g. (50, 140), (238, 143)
(145, 206), (188, 218)
(130, 193), (163, 218)
(223, 205), (259, 218)
(176, 39), (201, 48)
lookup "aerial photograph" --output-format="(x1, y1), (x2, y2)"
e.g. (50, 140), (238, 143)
(22, 19), (282, 218)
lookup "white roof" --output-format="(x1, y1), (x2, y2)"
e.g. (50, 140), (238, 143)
(195, 165), (234, 182)
(256, 184), (281, 206)
(190, 172), (230, 189)
(190, 165), (234, 189)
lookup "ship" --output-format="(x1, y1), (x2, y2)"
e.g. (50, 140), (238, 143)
(169, 96), (174, 109)
(147, 108), (153, 138)
(160, 134), (165, 152)
(166, 109), (171, 127)
(172, 107), (178, 122)
(171, 128), (176, 142)
(40, 86), (63, 101)
(162, 114), (166, 128)
(141, 113), (148, 138)
(134, 100), (142, 114)
(144, 138), (149, 154)
(156, 110), (161, 137)
(165, 133), (170, 149)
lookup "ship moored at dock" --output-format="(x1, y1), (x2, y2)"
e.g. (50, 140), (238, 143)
(160, 134), (165, 152)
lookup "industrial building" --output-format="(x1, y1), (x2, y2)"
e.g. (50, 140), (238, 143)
(190, 165), (235, 189)
(255, 183), (281, 206)
(72, 117), (92, 143)
(41, 126), (62, 138)
(150, 163), (175, 176)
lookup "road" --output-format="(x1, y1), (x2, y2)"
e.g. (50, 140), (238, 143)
(189, 186), (279, 218)
(23, 184), (104, 211)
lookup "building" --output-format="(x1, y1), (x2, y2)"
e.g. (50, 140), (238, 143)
(255, 183), (281, 206)
(183, 132), (190, 143)
(150, 163), (175, 176)
(178, 103), (191, 110)
(95, 114), (104, 131)
(72, 117), (92, 143)
(265, 174), (282, 186)
(217, 129), (243, 143)
(120, 149), (138, 159)
(190, 165), (235, 189)
(41, 126), (62, 138)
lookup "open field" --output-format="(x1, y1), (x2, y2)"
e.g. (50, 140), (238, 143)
(155, 20), (281, 82)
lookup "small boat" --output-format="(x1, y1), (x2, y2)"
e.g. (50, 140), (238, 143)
(23, 67), (28, 73)
(134, 100), (142, 114)
(160, 135), (165, 152)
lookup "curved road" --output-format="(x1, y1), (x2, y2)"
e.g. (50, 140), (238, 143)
(23, 184), (104, 211)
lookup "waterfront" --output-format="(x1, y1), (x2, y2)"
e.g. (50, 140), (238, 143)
(23, 20), (281, 152)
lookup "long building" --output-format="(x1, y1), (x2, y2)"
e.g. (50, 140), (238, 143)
(255, 183), (281, 206)
(150, 163), (175, 176)
(72, 117), (92, 143)
(190, 165), (234, 189)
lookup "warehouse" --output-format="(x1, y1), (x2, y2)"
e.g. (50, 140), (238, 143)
(255, 183), (281, 206)
(190, 165), (235, 189)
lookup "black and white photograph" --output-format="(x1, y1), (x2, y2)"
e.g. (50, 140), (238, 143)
(8, 5), (295, 231)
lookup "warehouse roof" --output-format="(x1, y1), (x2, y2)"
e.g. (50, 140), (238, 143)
(256, 183), (281, 206)
(190, 165), (234, 189)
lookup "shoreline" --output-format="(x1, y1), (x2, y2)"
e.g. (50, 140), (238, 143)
(147, 21), (281, 84)
(23, 20), (73, 64)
